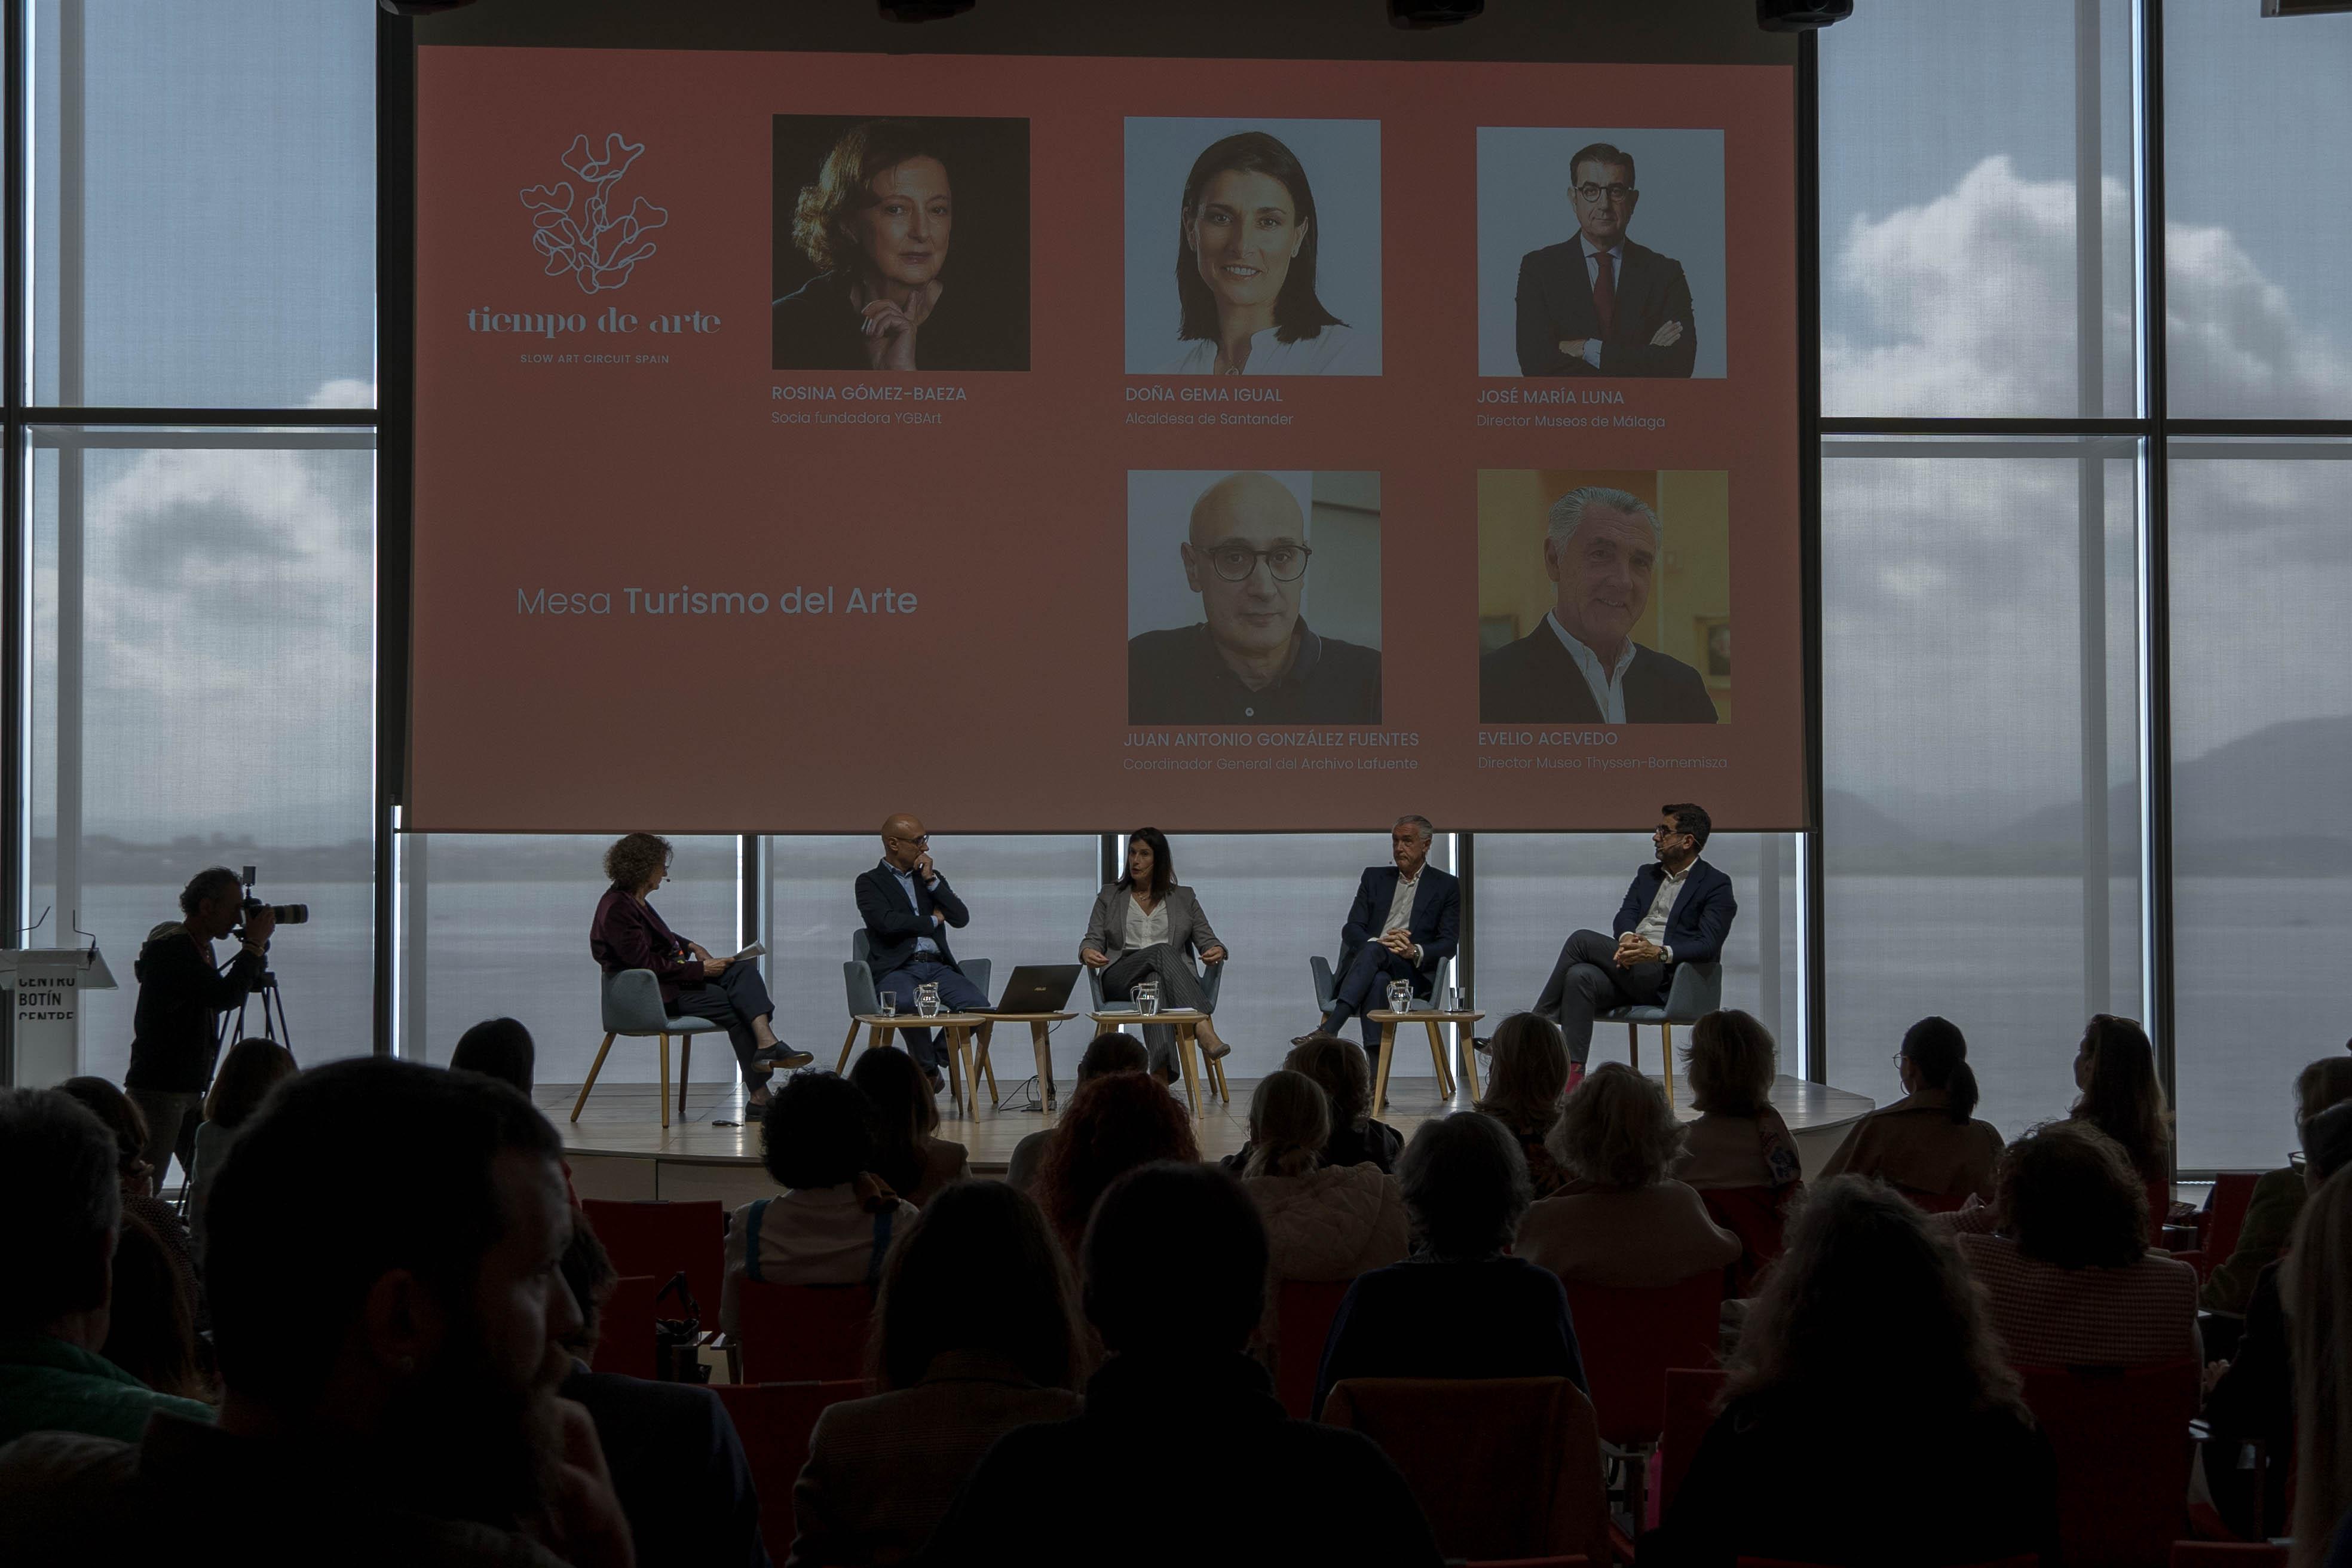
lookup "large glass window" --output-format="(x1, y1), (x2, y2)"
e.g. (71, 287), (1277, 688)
(2167, 443), (2352, 1168)
(28, 434), (377, 1087)
(1820, 440), (2143, 1137)
(30, 0), (376, 409)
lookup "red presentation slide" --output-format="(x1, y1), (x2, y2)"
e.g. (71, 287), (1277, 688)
(411, 47), (1799, 834)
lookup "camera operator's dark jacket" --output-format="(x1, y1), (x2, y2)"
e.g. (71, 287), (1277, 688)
(126, 928), (265, 1094)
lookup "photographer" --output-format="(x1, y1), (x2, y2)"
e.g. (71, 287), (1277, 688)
(124, 868), (272, 1189)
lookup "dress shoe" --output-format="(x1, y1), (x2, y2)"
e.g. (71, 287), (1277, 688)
(767, 1047), (814, 1069)
(1197, 1033), (1232, 1061)
(1290, 1032), (1324, 1048)
(924, 1067), (946, 1094)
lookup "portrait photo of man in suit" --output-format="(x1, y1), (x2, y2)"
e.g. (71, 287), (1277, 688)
(1478, 476), (1723, 725)
(1512, 141), (1697, 379)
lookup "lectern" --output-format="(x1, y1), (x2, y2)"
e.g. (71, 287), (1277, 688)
(1, 945), (118, 1088)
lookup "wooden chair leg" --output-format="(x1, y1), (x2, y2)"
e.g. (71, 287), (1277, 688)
(973, 1022), (1000, 1107)
(1373, 1022), (1398, 1112)
(1457, 1021), (1483, 1102)
(1031, 1020), (1057, 1110)
(835, 1019), (860, 1073)
(1174, 1024), (1203, 1117)
(1661, 1022), (1676, 1106)
(945, 1030), (969, 1117)
(658, 1033), (672, 1131)
(677, 1035), (692, 1120)
(1627, 1021), (1642, 1076)
(572, 1033), (617, 1122)
(1424, 1020), (1454, 1100)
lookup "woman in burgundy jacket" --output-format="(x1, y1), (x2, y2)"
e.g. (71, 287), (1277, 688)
(590, 832), (808, 1109)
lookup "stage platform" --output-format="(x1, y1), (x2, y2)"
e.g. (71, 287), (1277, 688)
(547, 1071), (1875, 1210)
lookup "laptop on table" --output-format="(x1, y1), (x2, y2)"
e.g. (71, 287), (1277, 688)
(979, 964), (1083, 1015)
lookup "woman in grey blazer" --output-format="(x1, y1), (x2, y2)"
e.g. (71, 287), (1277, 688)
(1080, 827), (1230, 1079)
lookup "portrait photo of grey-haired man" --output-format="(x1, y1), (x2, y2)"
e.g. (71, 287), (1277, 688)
(1477, 484), (1718, 724)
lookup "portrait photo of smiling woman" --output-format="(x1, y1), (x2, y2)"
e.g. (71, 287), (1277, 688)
(1125, 120), (1381, 376)
(770, 115), (1030, 372)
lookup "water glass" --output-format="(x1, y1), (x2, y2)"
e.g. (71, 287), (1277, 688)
(916, 982), (942, 1019)
(878, 990), (898, 1019)
(1387, 979), (1412, 1015)
(1136, 980), (1161, 1018)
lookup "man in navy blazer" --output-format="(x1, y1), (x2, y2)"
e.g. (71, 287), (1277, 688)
(1513, 142), (1697, 378)
(855, 811), (987, 1089)
(1533, 803), (1736, 1070)
(1300, 816), (1462, 1053)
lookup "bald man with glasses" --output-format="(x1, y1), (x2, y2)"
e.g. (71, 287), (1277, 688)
(1127, 470), (1381, 724)
(856, 813), (988, 1092)
(1527, 802), (1737, 1080)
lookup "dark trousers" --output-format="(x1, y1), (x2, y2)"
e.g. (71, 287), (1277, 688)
(1329, 943), (1422, 1053)
(872, 957), (989, 1071)
(1101, 943), (1213, 1076)
(1535, 928), (1667, 1065)
(669, 960), (778, 1089)
(126, 1088), (203, 1190)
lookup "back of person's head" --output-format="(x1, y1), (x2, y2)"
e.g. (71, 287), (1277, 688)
(1731, 1175), (2019, 1417)
(1244, 1070), (1331, 1180)
(2296, 1056), (2352, 1126)
(1397, 1111), (1532, 1262)
(203, 1037), (299, 1128)
(449, 1018), (537, 1095)
(1683, 1009), (1777, 1118)
(1077, 1031), (1149, 1083)
(2292, 1167), (2352, 1550)
(1082, 1161), (1267, 1356)
(102, 1211), (204, 1400)
(0, 1088), (123, 1335)
(762, 1071), (877, 1190)
(1899, 1016), (1980, 1122)
(874, 1180), (1080, 1392)
(1284, 1033), (1373, 1134)
(850, 1046), (938, 1195)
(1474, 1012), (1570, 1132)
(2070, 1014), (2169, 1179)
(2305, 1101), (2352, 1189)
(1036, 1071), (1200, 1250)
(1995, 1120), (2149, 1269)
(558, 1211), (619, 1357)
(56, 1076), (152, 1194)
(1549, 1061), (1684, 1192)
(204, 1057), (564, 1416)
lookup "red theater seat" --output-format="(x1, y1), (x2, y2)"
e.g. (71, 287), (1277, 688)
(578, 1198), (728, 1321)
(588, 1272), (659, 1380)
(2019, 1358), (2200, 1568)
(716, 1379), (866, 1563)
(1273, 1277), (1353, 1419)
(734, 1281), (875, 1384)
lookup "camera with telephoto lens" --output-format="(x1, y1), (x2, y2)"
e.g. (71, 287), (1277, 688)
(237, 865), (309, 929)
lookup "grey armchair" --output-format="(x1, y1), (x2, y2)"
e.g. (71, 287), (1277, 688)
(838, 929), (991, 1071)
(1597, 961), (1723, 1102)
(572, 967), (733, 1129)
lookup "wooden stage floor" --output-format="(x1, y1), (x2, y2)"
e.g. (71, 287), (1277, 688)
(546, 1071), (1875, 1208)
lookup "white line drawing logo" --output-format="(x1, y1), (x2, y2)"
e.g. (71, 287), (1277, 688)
(520, 133), (668, 294)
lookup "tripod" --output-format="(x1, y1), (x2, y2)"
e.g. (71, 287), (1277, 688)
(220, 968), (295, 1061)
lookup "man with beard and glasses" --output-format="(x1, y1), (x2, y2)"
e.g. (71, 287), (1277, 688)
(0, 1058), (633, 1568)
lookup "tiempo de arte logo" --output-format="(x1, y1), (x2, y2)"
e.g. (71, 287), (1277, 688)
(466, 132), (720, 342)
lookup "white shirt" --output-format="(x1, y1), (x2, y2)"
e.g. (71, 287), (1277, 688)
(1383, 870), (1423, 961)
(1157, 322), (1377, 376)
(1578, 236), (1624, 369)
(1122, 894), (1171, 952)
(1634, 860), (1692, 964)
(1545, 611), (1637, 723)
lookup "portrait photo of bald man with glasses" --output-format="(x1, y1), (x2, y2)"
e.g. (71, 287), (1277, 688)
(1126, 468), (1382, 725)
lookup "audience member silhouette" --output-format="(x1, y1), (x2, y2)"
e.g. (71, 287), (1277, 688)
(2068, 1013), (2173, 1234)
(0, 1088), (213, 1447)
(1471, 1012), (1573, 1198)
(793, 1180), (1083, 1566)
(1284, 1033), (1401, 1172)
(723, 1071), (917, 1335)
(921, 1161), (1443, 1566)
(850, 1045), (970, 1208)
(556, 1211), (768, 1567)
(451, 1017), (538, 1094)
(1674, 1008), (1802, 1290)
(1954, 1119), (2197, 1369)
(2294, 1156), (2352, 1564)
(54, 1077), (201, 1326)
(190, 1037), (297, 1248)
(1239, 1070), (1408, 1285)
(1817, 1015), (2004, 1206)
(1314, 1111), (1587, 1416)
(1006, 1033), (1145, 1193)
(2207, 1056), (2352, 1316)
(0, 1058), (632, 1567)
(1033, 1070), (1200, 1257)
(1649, 1176), (2060, 1567)
(1516, 1062), (1738, 1288)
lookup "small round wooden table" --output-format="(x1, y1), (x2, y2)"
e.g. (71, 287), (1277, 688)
(1085, 1008), (1226, 1116)
(1364, 1008), (1487, 1111)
